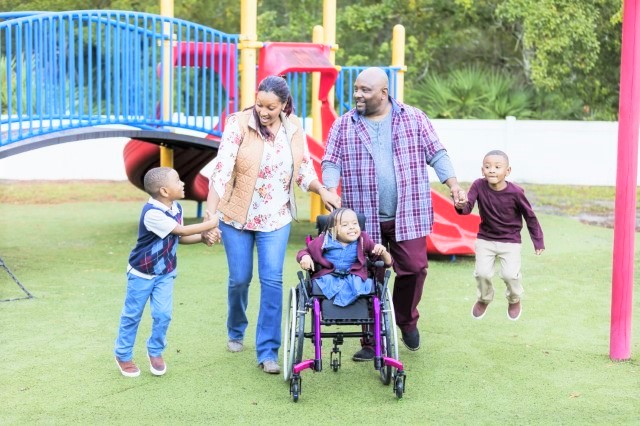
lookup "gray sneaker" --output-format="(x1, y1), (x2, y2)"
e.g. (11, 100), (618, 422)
(227, 339), (244, 352)
(260, 360), (280, 374)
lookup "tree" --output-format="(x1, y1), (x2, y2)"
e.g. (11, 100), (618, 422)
(496, 0), (622, 119)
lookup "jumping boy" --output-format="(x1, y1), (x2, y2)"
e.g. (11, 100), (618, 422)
(455, 150), (544, 321)
(114, 167), (219, 377)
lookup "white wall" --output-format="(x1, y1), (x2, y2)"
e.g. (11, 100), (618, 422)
(431, 118), (623, 186)
(0, 119), (636, 185)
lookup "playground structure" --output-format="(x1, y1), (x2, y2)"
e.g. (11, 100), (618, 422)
(0, 8), (479, 257)
(0, 3), (635, 361)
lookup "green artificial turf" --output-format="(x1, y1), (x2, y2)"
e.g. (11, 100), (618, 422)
(0, 182), (638, 424)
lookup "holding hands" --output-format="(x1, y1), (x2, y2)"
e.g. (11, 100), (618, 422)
(450, 185), (468, 209)
(201, 210), (222, 246)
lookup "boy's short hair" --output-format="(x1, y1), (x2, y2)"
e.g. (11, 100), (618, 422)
(485, 150), (509, 165)
(143, 167), (174, 197)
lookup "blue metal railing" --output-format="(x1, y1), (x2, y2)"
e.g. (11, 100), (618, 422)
(285, 66), (400, 130)
(1, 10), (399, 151)
(0, 10), (238, 147)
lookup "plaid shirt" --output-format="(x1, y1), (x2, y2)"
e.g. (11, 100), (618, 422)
(322, 97), (446, 243)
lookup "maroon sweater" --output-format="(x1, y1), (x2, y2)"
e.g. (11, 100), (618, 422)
(296, 231), (389, 281)
(456, 179), (545, 250)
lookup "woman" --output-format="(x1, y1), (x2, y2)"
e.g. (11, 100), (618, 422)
(206, 75), (340, 374)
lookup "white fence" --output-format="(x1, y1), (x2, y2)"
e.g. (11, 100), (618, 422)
(0, 119), (636, 186)
(431, 118), (626, 186)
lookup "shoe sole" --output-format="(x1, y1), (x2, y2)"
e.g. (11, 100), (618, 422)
(148, 354), (167, 376)
(352, 356), (374, 362)
(115, 357), (140, 378)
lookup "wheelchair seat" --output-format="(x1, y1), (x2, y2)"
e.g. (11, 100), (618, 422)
(310, 277), (373, 323)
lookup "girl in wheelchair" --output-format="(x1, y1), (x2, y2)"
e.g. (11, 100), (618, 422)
(286, 208), (405, 401)
(296, 208), (392, 306)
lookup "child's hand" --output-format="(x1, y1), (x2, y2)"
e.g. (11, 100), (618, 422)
(202, 228), (222, 246)
(299, 255), (314, 271)
(372, 244), (388, 256)
(535, 248), (544, 255)
(454, 198), (468, 209)
(201, 210), (221, 246)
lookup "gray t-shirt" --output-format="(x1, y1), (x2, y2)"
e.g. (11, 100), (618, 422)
(362, 112), (396, 221)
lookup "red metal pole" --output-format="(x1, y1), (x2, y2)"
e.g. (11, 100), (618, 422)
(610, 0), (639, 361)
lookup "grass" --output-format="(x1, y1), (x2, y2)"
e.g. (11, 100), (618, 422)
(0, 180), (639, 425)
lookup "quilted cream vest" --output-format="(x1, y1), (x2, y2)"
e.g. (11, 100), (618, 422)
(218, 109), (305, 226)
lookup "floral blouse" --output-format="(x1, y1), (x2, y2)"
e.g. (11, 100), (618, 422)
(210, 114), (319, 231)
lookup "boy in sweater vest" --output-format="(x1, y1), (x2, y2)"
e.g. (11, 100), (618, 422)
(115, 167), (219, 377)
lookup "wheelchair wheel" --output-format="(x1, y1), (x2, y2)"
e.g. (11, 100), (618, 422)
(394, 374), (405, 399)
(379, 286), (399, 385)
(284, 287), (297, 381)
(284, 286), (306, 381)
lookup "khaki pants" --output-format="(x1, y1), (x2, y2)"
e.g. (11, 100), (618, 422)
(474, 239), (523, 304)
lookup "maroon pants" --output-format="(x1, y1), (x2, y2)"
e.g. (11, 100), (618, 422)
(380, 219), (428, 332)
(363, 220), (428, 346)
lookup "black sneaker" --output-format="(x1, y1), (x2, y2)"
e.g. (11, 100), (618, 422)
(401, 329), (420, 351)
(352, 346), (375, 362)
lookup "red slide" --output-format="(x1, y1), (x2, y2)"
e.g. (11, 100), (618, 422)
(124, 43), (237, 202)
(427, 191), (480, 255)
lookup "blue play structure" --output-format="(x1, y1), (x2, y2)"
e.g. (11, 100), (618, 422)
(0, 11), (239, 154)
(0, 10), (399, 156)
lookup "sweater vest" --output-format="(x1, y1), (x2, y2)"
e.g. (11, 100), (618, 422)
(128, 203), (182, 275)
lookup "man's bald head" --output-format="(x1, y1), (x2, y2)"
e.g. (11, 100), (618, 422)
(357, 67), (389, 91)
(354, 67), (390, 118)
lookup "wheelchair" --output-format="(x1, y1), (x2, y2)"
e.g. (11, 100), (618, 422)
(283, 214), (406, 402)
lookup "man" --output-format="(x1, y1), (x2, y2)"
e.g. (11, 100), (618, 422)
(322, 67), (466, 361)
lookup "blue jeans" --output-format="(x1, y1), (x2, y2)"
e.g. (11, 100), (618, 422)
(114, 271), (175, 361)
(220, 221), (291, 364)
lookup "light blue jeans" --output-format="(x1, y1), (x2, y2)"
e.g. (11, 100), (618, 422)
(220, 221), (290, 364)
(114, 271), (175, 361)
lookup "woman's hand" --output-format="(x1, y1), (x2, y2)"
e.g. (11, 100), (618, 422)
(320, 187), (341, 211)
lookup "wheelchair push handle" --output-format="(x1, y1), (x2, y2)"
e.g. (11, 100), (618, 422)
(368, 259), (386, 269)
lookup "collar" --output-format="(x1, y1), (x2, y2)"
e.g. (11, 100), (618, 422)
(148, 197), (179, 214)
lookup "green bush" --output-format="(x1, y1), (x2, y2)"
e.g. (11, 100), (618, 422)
(406, 66), (534, 119)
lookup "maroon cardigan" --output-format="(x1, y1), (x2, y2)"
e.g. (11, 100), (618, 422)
(296, 231), (391, 281)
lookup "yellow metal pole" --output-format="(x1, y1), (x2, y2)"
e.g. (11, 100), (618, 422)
(391, 24), (406, 102)
(240, 0), (258, 109)
(323, 0), (337, 103)
(160, 0), (174, 167)
(310, 25), (325, 220)
(311, 0), (337, 219)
